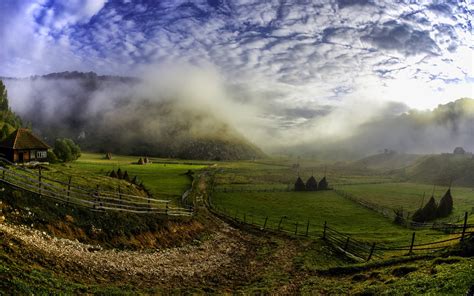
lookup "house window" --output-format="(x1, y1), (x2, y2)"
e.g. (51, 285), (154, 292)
(36, 151), (47, 159)
(30, 150), (36, 159)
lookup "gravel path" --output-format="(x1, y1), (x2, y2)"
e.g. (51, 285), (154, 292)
(1, 220), (251, 286)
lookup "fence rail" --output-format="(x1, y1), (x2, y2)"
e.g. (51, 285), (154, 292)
(0, 161), (193, 216)
(333, 189), (472, 230)
(208, 189), (473, 261)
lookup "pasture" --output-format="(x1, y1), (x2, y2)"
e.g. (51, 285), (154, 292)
(211, 159), (474, 250)
(336, 183), (474, 222)
(50, 153), (209, 204)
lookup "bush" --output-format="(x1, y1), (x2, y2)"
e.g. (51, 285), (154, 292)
(47, 150), (59, 163)
(53, 138), (81, 162)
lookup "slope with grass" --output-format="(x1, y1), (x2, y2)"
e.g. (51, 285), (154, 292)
(337, 182), (474, 222)
(65, 152), (209, 204)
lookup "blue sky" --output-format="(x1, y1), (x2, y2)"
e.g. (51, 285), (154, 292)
(0, 0), (473, 113)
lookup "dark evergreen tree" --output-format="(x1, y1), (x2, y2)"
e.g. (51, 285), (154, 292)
(123, 171), (130, 182)
(109, 170), (118, 178)
(116, 168), (123, 179)
(0, 80), (22, 128)
(131, 176), (138, 184)
(0, 80), (10, 111)
(437, 188), (453, 218)
(294, 177), (306, 191)
(305, 176), (318, 191)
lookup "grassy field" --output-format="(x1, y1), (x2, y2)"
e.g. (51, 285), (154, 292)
(50, 153), (209, 204)
(337, 183), (474, 222)
(211, 190), (447, 246)
(210, 159), (474, 249)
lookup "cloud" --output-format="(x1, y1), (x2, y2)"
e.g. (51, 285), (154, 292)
(0, 0), (472, 153)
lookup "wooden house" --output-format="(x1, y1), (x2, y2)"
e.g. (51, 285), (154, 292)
(0, 128), (50, 163)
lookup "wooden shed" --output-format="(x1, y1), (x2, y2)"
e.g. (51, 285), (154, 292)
(0, 128), (50, 163)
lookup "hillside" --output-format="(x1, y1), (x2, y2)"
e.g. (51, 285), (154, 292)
(2, 72), (265, 160)
(404, 153), (474, 187)
(353, 151), (423, 171)
(286, 98), (474, 159)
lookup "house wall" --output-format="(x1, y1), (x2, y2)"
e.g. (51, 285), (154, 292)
(0, 148), (48, 163)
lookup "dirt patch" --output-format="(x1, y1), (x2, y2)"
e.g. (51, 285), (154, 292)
(0, 221), (256, 289)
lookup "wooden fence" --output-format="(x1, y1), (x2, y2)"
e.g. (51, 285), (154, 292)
(208, 191), (473, 261)
(0, 160), (193, 216)
(333, 188), (471, 230)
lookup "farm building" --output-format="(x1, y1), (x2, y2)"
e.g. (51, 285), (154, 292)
(0, 128), (50, 163)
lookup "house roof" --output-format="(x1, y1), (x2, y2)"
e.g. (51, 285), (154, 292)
(0, 128), (50, 150)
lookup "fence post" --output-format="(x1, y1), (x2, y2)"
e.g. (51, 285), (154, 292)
(2, 169), (5, 180)
(344, 236), (351, 250)
(295, 222), (298, 235)
(461, 212), (468, 242)
(367, 243), (376, 261)
(38, 167), (42, 197)
(263, 217), (268, 229)
(305, 220), (310, 236)
(278, 216), (285, 231)
(67, 176), (71, 198)
(166, 202), (169, 214)
(323, 221), (327, 239)
(409, 232), (416, 254)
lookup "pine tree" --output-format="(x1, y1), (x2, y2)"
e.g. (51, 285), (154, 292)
(123, 171), (130, 182)
(0, 80), (9, 111)
(109, 170), (118, 178)
(116, 168), (123, 179)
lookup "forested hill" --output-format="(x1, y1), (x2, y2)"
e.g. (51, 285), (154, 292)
(3, 72), (265, 160)
(0, 80), (22, 139)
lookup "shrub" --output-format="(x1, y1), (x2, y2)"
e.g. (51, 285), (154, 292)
(123, 171), (130, 182)
(109, 170), (118, 178)
(46, 150), (59, 163)
(116, 168), (123, 179)
(53, 138), (81, 162)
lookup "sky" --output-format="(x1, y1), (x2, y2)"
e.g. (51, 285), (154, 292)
(0, 1), (473, 124)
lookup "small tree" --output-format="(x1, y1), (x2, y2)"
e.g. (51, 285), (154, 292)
(437, 189), (453, 218)
(138, 157), (144, 165)
(53, 138), (81, 162)
(131, 176), (138, 184)
(109, 170), (118, 178)
(116, 168), (123, 179)
(47, 150), (59, 164)
(123, 171), (130, 182)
